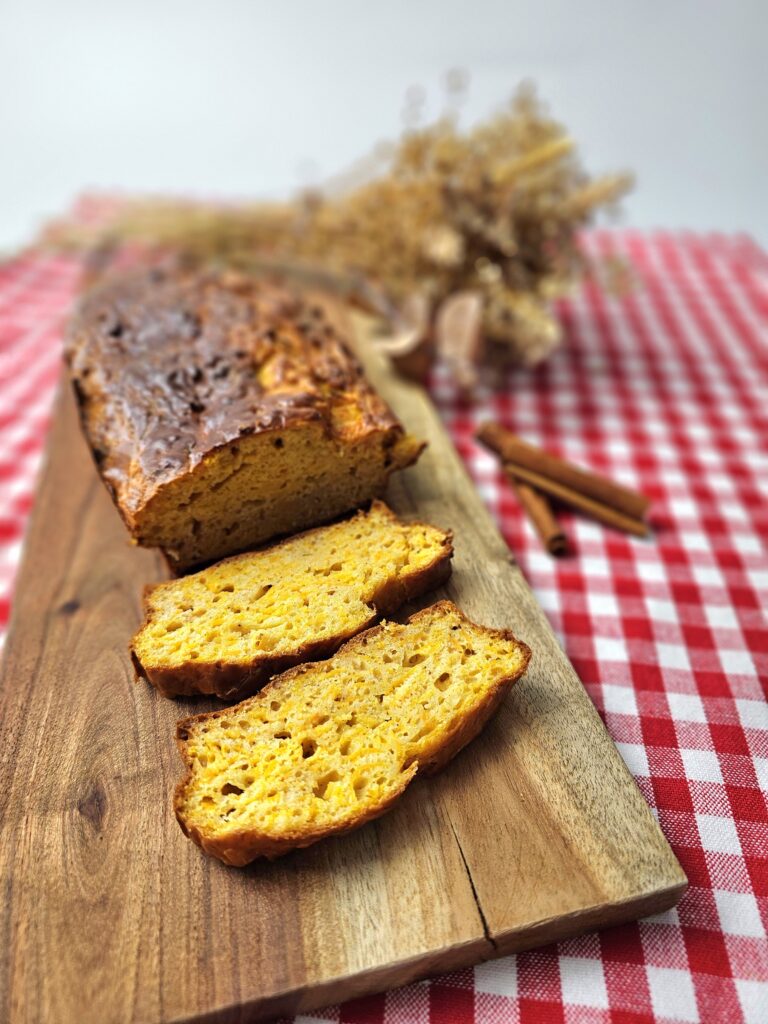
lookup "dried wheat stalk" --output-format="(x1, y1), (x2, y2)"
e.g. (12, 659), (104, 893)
(43, 82), (632, 386)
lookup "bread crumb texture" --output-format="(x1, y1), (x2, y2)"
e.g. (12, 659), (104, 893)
(174, 600), (531, 865)
(133, 502), (452, 699)
(137, 421), (423, 571)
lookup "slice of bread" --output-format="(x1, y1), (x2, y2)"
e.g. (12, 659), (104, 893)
(132, 501), (453, 700)
(174, 600), (531, 865)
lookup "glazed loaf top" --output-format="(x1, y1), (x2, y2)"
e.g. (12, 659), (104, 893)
(65, 267), (406, 519)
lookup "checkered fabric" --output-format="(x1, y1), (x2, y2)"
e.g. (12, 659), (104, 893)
(0, 224), (766, 1024)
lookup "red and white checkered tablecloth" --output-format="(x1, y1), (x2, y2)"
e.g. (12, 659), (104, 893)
(1, 224), (766, 1024)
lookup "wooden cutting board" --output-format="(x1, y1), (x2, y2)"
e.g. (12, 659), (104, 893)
(0, 314), (686, 1024)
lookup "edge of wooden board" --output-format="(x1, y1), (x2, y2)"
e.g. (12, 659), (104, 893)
(172, 869), (683, 1023)
(172, 881), (688, 1024)
(346, 311), (688, 928)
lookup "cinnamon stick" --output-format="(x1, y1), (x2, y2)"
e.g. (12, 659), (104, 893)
(503, 462), (649, 538)
(511, 480), (568, 555)
(477, 422), (650, 522)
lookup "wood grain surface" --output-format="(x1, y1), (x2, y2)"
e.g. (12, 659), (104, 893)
(0, 314), (686, 1024)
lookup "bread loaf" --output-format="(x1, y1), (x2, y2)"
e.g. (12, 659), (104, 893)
(65, 268), (424, 570)
(132, 501), (453, 700)
(174, 601), (531, 865)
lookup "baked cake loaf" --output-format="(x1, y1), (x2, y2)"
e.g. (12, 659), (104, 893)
(174, 601), (531, 865)
(65, 267), (424, 570)
(132, 501), (453, 700)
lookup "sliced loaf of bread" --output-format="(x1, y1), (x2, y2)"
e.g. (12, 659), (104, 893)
(174, 600), (531, 865)
(132, 501), (452, 700)
(66, 269), (423, 571)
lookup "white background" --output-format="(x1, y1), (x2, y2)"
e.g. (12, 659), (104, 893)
(1, 0), (766, 250)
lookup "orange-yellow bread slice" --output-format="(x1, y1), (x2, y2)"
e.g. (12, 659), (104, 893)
(132, 501), (452, 700)
(174, 600), (531, 865)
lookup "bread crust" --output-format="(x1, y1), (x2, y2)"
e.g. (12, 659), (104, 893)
(174, 601), (531, 865)
(131, 503), (454, 700)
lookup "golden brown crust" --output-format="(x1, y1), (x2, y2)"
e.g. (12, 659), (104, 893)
(131, 503), (454, 700)
(173, 601), (531, 864)
(64, 267), (423, 559)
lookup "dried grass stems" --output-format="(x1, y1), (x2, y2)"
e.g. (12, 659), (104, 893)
(43, 82), (632, 388)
